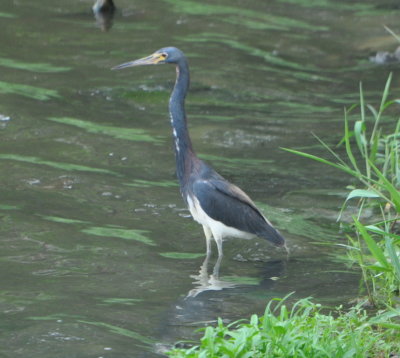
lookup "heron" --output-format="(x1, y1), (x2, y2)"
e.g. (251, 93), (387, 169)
(112, 47), (286, 259)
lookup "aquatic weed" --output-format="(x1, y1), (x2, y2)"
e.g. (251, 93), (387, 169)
(168, 296), (399, 357)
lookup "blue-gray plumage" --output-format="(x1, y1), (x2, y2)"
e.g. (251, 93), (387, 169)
(112, 47), (285, 258)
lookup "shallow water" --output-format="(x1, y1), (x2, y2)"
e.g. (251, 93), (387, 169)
(1, 0), (399, 357)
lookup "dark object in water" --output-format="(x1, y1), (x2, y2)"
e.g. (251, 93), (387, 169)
(93, 0), (115, 13)
(370, 46), (400, 65)
(92, 0), (116, 31)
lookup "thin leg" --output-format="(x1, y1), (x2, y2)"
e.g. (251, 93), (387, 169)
(211, 234), (223, 278)
(212, 254), (222, 278)
(283, 242), (290, 257)
(202, 225), (213, 257)
(214, 236), (223, 259)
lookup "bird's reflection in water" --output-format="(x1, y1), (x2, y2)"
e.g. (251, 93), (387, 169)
(154, 259), (286, 354)
(168, 259), (286, 329)
(186, 256), (236, 298)
(92, 0), (116, 31)
(186, 255), (286, 299)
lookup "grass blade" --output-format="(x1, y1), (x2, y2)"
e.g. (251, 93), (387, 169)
(354, 120), (366, 156)
(345, 189), (380, 202)
(354, 218), (389, 270)
(282, 148), (358, 177)
(344, 111), (360, 173)
(386, 238), (400, 282)
(370, 73), (392, 142)
(384, 25), (400, 42)
(369, 160), (400, 211)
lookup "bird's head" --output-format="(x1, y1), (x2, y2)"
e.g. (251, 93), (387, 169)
(112, 47), (185, 70)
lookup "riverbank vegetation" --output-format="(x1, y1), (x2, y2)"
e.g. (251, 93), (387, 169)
(167, 75), (400, 357)
(287, 73), (399, 308)
(168, 296), (397, 357)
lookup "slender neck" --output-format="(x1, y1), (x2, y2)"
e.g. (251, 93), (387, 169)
(169, 58), (196, 186)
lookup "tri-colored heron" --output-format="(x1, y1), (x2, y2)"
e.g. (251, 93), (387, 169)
(112, 47), (285, 259)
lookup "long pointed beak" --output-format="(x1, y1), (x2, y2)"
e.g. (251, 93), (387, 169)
(111, 53), (164, 70)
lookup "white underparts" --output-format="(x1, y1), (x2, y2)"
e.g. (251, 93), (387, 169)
(187, 195), (255, 244)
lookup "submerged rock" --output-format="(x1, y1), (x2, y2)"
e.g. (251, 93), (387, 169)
(370, 46), (400, 64)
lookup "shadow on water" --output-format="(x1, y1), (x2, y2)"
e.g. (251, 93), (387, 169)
(0, 0), (399, 357)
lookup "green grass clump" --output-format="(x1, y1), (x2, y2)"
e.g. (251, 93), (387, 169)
(284, 73), (400, 307)
(168, 297), (399, 358)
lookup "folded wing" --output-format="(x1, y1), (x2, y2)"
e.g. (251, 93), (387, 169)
(192, 177), (284, 246)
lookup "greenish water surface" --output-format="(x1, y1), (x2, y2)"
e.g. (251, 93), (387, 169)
(1, 0), (399, 357)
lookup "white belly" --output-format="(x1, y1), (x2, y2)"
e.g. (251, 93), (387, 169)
(187, 195), (255, 240)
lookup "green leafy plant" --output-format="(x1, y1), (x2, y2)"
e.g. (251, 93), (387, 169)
(284, 74), (399, 306)
(168, 296), (399, 357)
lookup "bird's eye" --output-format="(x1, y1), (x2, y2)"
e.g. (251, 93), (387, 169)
(160, 53), (168, 59)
